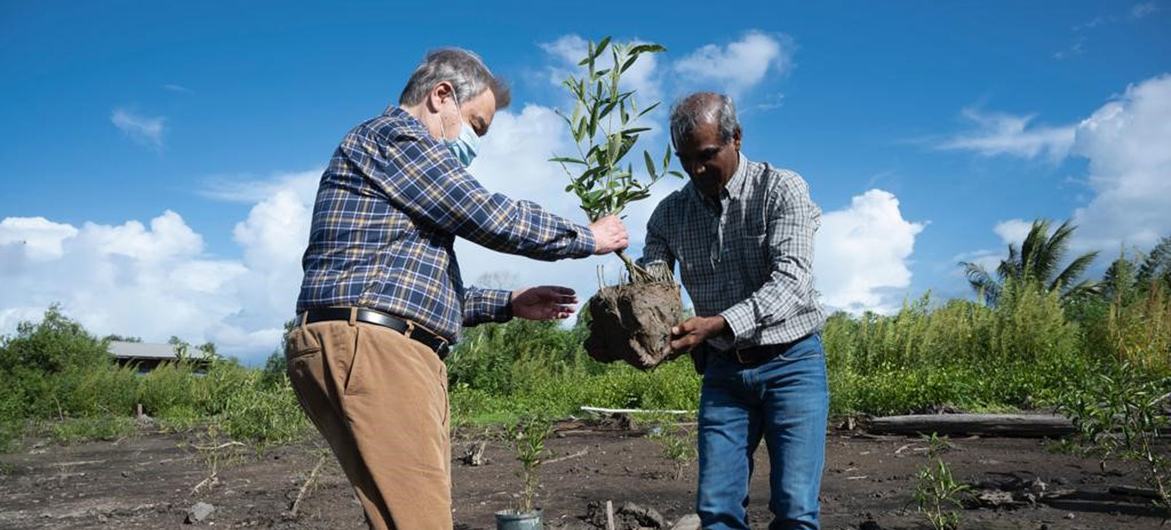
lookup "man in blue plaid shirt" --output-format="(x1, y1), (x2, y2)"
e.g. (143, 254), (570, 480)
(284, 48), (628, 529)
(645, 93), (828, 529)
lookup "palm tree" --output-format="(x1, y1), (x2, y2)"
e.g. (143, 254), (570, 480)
(960, 219), (1099, 305)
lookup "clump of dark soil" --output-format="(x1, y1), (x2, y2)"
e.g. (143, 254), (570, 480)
(584, 282), (684, 370)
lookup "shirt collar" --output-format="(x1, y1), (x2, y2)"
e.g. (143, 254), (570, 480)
(725, 151), (750, 199)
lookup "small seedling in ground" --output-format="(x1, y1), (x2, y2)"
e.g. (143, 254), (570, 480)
(648, 418), (696, 480)
(189, 423), (245, 495)
(914, 456), (969, 530)
(507, 417), (552, 514)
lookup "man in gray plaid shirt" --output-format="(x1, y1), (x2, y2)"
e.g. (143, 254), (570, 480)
(642, 92), (828, 529)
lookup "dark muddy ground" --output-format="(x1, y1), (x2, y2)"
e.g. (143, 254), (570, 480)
(0, 419), (1164, 529)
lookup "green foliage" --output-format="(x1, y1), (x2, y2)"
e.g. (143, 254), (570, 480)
(1058, 363), (1171, 512)
(648, 418), (697, 480)
(507, 416), (552, 514)
(914, 457), (969, 530)
(553, 35), (679, 282)
(49, 416), (136, 444)
(553, 36), (677, 221)
(0, 305), (110, 374)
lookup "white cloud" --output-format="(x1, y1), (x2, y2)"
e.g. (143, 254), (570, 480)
(993, 218), (1032, 246)
(0, 210), (259, 357)
(938, 108), (1075, 161)
(0, 166), (320, 363)
(950, 74), (1171, 275)
(1068, 74), (1171, 250)
(0, 217), (78, 260)
(673, 30), (794, 97)
(111, 108), (166, 149)
(814, 190), (926, 314)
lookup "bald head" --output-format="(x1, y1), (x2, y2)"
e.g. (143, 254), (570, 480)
(669, 92), (741, 148)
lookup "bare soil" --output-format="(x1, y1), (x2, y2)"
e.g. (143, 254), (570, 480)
(0, 420), (1165, 529)
(585, 282), (685, 370)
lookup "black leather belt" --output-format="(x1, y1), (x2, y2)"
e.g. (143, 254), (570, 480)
(301, 307), (451, 359)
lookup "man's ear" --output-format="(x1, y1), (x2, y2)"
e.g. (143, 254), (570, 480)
(732, 127), (743, 151)
(426, 82), (455, 112)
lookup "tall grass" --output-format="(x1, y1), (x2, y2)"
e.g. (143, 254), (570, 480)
(3, 276), (1170, 451)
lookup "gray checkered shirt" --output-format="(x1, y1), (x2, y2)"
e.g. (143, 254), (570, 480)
(641, 153), (825, 351)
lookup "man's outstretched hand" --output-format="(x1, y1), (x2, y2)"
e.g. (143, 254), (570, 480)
(669, 316), (728, 352)
(511, 286), (579, 321)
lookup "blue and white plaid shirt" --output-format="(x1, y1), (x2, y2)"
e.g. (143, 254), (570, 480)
(641, 153), (825, 350)
(296, 106), (596, 341)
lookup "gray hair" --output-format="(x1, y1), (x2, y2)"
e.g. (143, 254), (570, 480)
(399, 48), (511, 109)
(669, 92), (740, 146)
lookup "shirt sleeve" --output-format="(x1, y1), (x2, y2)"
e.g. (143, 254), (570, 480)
(462, 286), (513, 326)
(342, 125), (597, 261)
(719, 170), (820, 346)
(636, 199), (677, 274)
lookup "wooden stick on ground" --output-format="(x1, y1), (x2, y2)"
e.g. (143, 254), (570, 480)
(288, 455), (328, 518)
(605, 500), (615, 530)
(544, 449), (588, 465)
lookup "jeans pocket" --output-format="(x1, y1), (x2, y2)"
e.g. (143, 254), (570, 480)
(776, 334), (824, 361)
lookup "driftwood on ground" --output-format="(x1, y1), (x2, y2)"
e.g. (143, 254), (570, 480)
(866, 413), (1076, 438)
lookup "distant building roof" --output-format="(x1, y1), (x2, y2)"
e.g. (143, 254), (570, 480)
(107, 341), (179, 360)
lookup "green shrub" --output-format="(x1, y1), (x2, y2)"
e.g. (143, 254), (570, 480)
(221, 380), (309, 446)
(49, 416), (136, 444)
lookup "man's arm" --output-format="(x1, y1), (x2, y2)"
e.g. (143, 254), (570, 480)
(637, 200), (677, 272)
(462, 286), (513, 326)
(347, 127), (596, 261)
(463, 285), (580, 327)
(718, 170), (820, 345)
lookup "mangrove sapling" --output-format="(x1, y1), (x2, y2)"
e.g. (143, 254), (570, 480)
(506, 417), (552, 515)
(552, 36), (685, 370)
(1058, 364), (1171, 514)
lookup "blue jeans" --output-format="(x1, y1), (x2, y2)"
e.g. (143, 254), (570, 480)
(696, 334), (829, 530)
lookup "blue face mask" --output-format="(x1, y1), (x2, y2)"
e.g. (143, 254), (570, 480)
(441, 96), (480, 167)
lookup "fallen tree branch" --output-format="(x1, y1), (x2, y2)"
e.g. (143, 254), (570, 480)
(866, 414), (1076, 438)
(193, 441), (246, 452)
(288, 455), (328, 518)
(1110, 485), (1163, 500)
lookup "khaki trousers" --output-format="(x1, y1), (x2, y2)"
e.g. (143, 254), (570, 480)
(285, 316), (451, 529)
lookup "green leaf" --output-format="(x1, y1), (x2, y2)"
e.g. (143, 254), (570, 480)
(549, 156), (587, 165)
(595, 36), (612, 59)
(620, 54), (638, 73)
(637, 101), (660, 118)
(662, 144), (672, 174)
(621, 127), (651, 136)
(629, 43), (667, 55)
(643, 151), (656, 179)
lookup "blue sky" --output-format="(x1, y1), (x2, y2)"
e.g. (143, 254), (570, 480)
(2, 1), (1169, 362)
